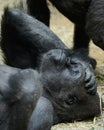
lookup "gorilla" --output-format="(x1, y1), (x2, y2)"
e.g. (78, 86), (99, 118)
(0, 49), (100, 130)
(0, 8), (100, 130)
(27, 0), (104, 50)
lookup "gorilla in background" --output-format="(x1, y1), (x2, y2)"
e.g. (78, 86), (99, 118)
(0, 49), (100, 130)
(27, 0), (104, 50)
(0, 8), (101, 130)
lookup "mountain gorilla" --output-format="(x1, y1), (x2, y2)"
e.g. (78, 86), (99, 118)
(27, 0), (104, 50)
(0, 49), (100, 130)
(0, 8), (100, 130)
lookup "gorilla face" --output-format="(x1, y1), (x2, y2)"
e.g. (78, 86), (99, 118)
(41, 49), (96, 96)
(40, 49), (99, 123)
(41, 49), (84, 90)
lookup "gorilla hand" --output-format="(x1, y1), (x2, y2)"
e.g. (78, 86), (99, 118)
(84, 66), (97, 95)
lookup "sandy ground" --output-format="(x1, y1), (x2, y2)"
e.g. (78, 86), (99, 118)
(0, 0), (104, 130)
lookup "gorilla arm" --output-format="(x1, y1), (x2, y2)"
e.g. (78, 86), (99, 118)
(1, 8), (67, 69)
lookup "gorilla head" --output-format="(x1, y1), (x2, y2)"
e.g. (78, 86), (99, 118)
(39, 49), (100, 123)
(0, 8), (101, 130)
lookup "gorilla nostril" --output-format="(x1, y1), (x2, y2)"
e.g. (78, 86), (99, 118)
(66, 96), (77, 105)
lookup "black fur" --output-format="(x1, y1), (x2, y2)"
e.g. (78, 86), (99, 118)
(0, 48), (100, 130)
(27, 0), (104, 50)
(0, 65), (41, 130)
(0, 8), (96, 69)
(0, 8), (101, 130)
(0, 7), (97, 96)
(1, 8), (66, 69)
(86, 0), (104, 49)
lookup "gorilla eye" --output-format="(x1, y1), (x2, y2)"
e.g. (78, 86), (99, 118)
(66, 57), (77, 67)
(70, 59), (80, 69)
(70, 60), (78, 65)
(71, 62), (79, 68)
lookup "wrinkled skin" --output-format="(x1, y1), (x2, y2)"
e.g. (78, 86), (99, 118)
(27, 0), (104, 50)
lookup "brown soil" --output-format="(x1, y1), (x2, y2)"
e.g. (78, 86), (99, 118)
(0, 1), (104, 130)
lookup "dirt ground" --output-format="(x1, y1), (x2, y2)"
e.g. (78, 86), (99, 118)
(0, 0), (104, 130)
